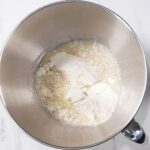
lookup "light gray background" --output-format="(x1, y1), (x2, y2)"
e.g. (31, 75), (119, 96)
(0, 0), (150, 150)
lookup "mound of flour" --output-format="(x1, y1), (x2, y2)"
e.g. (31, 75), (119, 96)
(35, 40), (121, 126)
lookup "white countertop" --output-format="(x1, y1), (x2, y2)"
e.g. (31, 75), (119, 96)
(0, 0), (150, 150)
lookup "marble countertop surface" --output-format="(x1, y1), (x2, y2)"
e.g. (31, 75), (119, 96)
(0, 0), (150, 150)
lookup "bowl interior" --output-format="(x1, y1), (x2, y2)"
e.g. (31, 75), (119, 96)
(0, 1), (146, 148)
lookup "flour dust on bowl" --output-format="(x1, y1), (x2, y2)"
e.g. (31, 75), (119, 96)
(0, 1), (147, 149)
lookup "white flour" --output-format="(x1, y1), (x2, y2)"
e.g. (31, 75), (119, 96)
(35, 40), (121, 126)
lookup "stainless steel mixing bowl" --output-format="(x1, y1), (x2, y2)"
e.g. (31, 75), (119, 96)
(0, 1), (147, 149)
